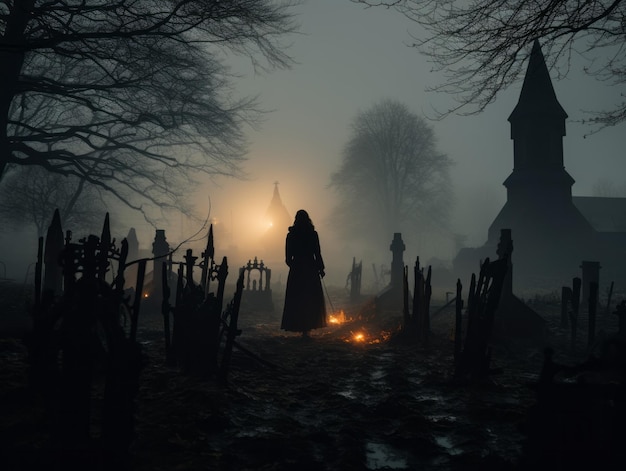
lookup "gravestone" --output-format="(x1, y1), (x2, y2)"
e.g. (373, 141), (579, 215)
(152, 229), (170, 302)
(375, 233), (406, 314)
(580, 260), (600, 306)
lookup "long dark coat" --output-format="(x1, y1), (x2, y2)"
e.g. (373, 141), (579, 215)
(281, 225), (327, 332)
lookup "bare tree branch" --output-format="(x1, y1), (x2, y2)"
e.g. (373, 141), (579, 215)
(352, 0), (626, 128)
(0, 1), (298, 224)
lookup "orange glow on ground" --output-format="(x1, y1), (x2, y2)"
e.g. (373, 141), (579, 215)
(343, 328), (393, 345)
(326, 309), (392, 345)
(328, 310), (347, 325)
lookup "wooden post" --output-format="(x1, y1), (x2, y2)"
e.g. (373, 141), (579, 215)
(219, 271), (244, 381)
(412, 257), (421, 333)
(34, 237), (43, 310)
(454, 279), (463, 365)
(580, 260), (600, 306)
(62, 230), (75, 297)
(215, 257), (229, 313)
(403, 265), (410, 327)
(423, 265), (432, 343)
(162, 261), (172, 364)
(43, 209), (64, 297)
(588, 281), (598, 348)
(130, 259), (146, 343)
(175, 263), (184, 307)
(604, 281), (614, 318)
(200, 224), (214, 295)
(115, 238), (128, 297)
(465, 272), (477, 349)
(171, 263), (185, 364)
(560, 286), (571, 329)
(454, 257), (507, 381)
(58, 244), (97, 446)
(350, 257), (362, 302)
(98, 212), (111, 282)
(570, 277), (581, 352)
(184, 249), (197, 288)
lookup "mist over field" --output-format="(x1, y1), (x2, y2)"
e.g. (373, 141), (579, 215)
(0, 0), (624, 296)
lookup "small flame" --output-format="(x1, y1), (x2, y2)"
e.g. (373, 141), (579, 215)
(344, 328), (392, 344)
(143, 293), (149, 298)
(328, 310), (347, 325)
(369, 331), (393, 344)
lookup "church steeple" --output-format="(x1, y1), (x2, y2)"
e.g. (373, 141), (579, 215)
(509, 40), (568, 125)
(260, 181), (292, 264)
(463, 41), (596, 288)
(270, 181), (282, 208)
(266, 181), (290, 227)
(504, 40), (574, 204)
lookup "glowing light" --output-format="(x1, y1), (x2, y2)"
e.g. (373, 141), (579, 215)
(143, 293), (149, 298)
(343, 327), (393, 344)
(328, 310), (347, 324)
(369, 331), (393, 344)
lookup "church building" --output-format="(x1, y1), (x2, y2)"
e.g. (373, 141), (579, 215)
(454, 40), (626, 290)
(259, 182), (292, 266)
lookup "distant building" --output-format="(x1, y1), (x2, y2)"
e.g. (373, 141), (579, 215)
(454, 40), (626, 290)
(259, 182), (291, 266)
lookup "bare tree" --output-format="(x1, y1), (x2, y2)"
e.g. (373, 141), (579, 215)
(353, 0), (626, 128)
(0, 165), (104, 237)
(0, 1), (297, 223)
(328, 99), (453, 249)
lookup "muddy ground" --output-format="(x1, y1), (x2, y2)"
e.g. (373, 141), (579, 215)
(0, 281), (621, 470)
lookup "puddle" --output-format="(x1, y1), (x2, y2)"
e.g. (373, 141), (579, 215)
(414, 394), (444, 403)
(337, 390), (356, 400)
(407, 376), (423, 386)
(427, 414), (458, 423)
(235, 425), (275, 438)
(434, 435), (463, 456)
(366, 442), (408, 469)
(370, 368), (386, 381)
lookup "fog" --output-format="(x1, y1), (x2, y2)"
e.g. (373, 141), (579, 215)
(2, 0), (625, 293)
(187, 1), (624, 290)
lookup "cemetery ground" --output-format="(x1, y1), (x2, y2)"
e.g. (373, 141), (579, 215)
(0, 280), (622, 470)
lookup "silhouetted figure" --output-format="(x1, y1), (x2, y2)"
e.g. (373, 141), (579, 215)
(281, 209), (327, 337)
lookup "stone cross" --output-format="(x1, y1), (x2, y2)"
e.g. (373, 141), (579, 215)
(389, 233), (406, 289)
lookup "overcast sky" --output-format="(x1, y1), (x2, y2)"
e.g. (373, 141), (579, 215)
(5, 0), (611, 288)
(161, 0), (619, 279)
(1, 0), (622, 288)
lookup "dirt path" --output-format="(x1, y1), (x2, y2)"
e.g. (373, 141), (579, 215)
(128, 303), (542, 471)
(1, 285), (582, 470)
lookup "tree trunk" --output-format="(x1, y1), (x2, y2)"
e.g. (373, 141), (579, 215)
(0, 1), (34, 179)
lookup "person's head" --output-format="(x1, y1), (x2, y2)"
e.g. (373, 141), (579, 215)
(293, 209), (314, 229)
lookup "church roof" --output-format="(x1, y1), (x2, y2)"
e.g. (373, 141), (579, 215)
(508, 40), (568, 122)
(265, 182), (291, 226)
(573, 196), (626, 233)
